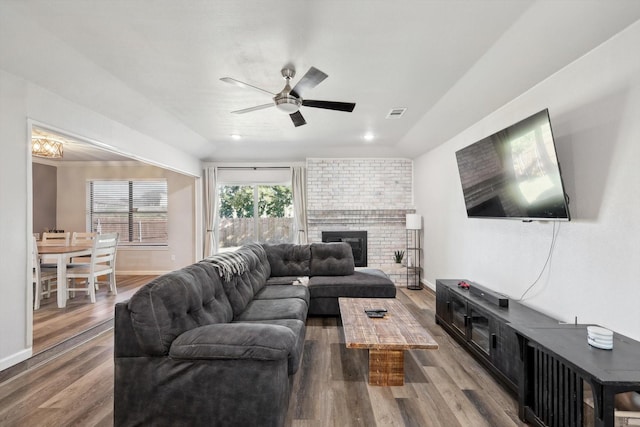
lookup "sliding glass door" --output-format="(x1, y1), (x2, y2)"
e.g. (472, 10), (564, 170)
(218, 184), (293, 251)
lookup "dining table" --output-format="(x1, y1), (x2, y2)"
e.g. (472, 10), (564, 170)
(37, 244), (92, 308)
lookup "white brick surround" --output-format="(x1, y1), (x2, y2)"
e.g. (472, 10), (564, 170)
(306, 158), (414, 284)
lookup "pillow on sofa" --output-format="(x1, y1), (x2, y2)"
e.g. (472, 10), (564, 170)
(264, 243), (311, 277)
(310, 242), (355, 276)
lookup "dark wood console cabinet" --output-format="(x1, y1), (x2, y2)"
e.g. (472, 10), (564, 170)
(437, 279), (640, 427)
(435, 279), (557, 392)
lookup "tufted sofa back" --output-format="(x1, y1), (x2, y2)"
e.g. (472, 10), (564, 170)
(264, 243), (311, 277)
(309, 242), (355, 276)
(237, 243), (271, 293)
(127, 262), (232, 356)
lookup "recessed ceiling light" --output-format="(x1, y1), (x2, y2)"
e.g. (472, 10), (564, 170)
(364, 132), (375, 141)
(231, 134), (242, 140)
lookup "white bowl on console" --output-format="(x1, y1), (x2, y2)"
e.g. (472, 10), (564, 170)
(587, 326), (613, 349)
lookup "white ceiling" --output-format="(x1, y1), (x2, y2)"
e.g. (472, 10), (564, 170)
(2, 1), (640, 163)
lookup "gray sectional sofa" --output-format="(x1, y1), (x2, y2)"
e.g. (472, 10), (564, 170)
(114, 241), (395, 426)
(264, 241), (396, 315)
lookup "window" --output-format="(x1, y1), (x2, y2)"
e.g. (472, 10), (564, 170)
(218, 184), (293, 250)
(87, 180), (168, 246)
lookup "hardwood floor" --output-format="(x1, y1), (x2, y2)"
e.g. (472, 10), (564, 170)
(33, 275), (155, 354)
(0, 286), (527, 426)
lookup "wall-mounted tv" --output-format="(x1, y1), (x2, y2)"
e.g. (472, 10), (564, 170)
(455, 109), (570, 221)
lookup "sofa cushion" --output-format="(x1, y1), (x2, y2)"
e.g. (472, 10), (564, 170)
(307, 270), (396, 299)
(309, 242), (355, 276)
(265, 276), (300, 285)
(235, 298), (308, 322)
(264, 243), (311, 277)
(128, 262), (232, 356)
(236, 243), (270, 294)
(222, 274), (256, 318)
(254, 284), (310, 305)
(236, 319), (306, 374)
(170, 322), (296, 362)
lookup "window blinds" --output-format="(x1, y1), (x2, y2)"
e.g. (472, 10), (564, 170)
(87, 180), (168, 245)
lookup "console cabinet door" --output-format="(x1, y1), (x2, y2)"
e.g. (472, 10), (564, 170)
(491, 322), (520, 388)
(449, 292), (468, 339)
(435, 284), (451, 324)
(468, 303), (493, 359)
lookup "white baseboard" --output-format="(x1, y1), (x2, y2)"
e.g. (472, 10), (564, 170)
(116, 270), (170, 276)
(0, 347), (32, 372)
(422, 278), (435, 291)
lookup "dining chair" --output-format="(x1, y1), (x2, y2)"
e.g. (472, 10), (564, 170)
(66, 232), (119, 303)
(41, 231), (71, 246)
(40, 231), (72, 266)
(69, 231), (97, 264)
(71, 231), (97, 246)
(32, 235), (57, 310)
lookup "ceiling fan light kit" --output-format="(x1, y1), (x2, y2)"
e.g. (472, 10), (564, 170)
(221, 66), (356, 127)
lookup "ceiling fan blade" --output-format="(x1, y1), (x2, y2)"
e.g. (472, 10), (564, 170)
(302, 100), (356, 112)
(290, 111), (307, 127)
(290, 67), (328, 98)
(231, 103), (275, 114)
(220, 77), (275, 96)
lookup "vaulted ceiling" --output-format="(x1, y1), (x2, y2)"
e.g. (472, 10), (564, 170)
(2, 1), (640, 162)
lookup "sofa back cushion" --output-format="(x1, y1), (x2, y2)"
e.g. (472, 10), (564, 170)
(222, 274), (255, 318)
(310, 242), (355, 276)
(127, 262), (233, 356)
(264, 243), (311, 277)
(236, 243), (271, 294)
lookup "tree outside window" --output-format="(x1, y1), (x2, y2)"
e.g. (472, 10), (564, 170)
(218, 184), (293, 250)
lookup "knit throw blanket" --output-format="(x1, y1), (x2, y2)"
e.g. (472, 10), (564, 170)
(204, 250), (248, 282)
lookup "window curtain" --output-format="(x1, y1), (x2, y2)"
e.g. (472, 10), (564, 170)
(203, 166), (219, 257)
(291, 166), (308, 244)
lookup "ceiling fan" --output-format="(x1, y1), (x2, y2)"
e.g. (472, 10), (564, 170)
(220, 66), (356, 127)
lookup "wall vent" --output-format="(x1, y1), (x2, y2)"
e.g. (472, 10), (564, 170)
(386, 108), (407, 119)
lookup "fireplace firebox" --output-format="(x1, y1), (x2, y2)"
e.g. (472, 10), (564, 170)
(321, 231), (367, 267)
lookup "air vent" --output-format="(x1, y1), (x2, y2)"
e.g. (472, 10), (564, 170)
(386, 108), (407, 119)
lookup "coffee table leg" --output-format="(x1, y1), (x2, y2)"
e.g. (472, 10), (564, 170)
(369, 349), (404, 386)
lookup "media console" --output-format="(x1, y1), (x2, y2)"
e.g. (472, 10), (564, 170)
(436, 279), (640, 427)
(435, 279), (557, 392)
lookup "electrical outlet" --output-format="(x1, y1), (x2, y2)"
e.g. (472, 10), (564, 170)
(171, 254), (176, 261)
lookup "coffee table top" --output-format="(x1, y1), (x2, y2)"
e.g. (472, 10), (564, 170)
(339, 298), (439, 351)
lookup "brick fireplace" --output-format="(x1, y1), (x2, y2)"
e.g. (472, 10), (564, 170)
(306, 158), (414, 284)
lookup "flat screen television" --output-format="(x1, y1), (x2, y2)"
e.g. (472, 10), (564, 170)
(455, 109), (570, 221)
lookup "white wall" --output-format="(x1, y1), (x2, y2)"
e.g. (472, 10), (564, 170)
(56, 163), (196, 273)
(0, 69), (202, 370)
(414, 21), (640, 340)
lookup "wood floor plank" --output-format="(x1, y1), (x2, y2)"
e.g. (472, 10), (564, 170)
(32, 275), (152, 354)
(423, 365), (496, 427)
(367, 385), (405, 426)
(409, 382), (464, 427)
(462, 388), (521, 427)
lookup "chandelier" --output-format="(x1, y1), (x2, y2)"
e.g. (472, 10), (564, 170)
(32, 136), (64, 159)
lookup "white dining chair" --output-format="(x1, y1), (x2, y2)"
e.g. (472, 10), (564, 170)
(41, 231), (71, 246)
(40, 232), (71, 267)
(32, 235), (57, 310)
(68, 231), (97, 265)
(66, 233), (119, 303)
(71, 231), (97, 246)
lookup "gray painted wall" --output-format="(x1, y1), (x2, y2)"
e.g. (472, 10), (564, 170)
(32, 163), (57, 234)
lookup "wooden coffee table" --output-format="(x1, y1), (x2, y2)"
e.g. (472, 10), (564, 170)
(339, 297), (438, 386)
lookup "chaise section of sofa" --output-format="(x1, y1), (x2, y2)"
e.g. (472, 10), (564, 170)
(263, 242), (397, 316)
